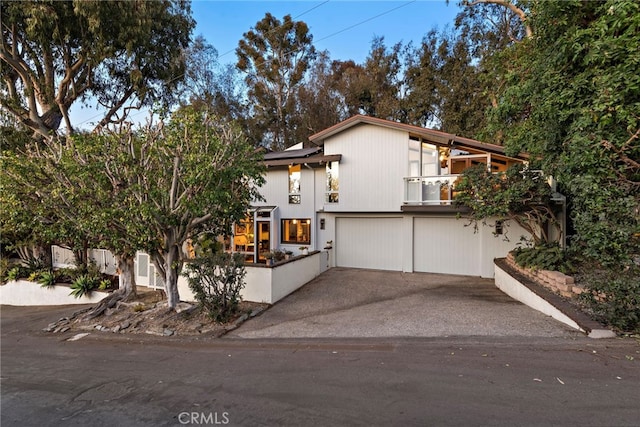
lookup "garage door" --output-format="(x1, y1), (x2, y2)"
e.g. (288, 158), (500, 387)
(336, 217), (403, 271)
(413, 217), (480, 276)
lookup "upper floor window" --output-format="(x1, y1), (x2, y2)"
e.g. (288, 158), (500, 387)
(325, 161), (339, 203)
(288, 164), (301, 204)
(409, 138), (439, 177)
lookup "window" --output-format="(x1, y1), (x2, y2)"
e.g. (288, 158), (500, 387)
(408, 138), (439, 176)
(325, 161), (339, 203)
(281, 219), (311, 244)
(288, 164), (301, 204)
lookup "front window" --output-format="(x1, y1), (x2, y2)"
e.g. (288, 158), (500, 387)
(288, 164), (301, 204)
(281, 218), (311, 244)
(325, 161), (339, 203)
(233, 218), (254, 253)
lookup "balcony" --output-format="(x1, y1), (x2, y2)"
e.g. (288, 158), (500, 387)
(403, 175), (460, 206)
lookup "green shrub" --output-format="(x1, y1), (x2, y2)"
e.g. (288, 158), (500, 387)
(579, 266), (640, 334)
(24, 256), (45, 272)
(38, 270), (57, 288)
(55, 267), (76, 284)
(512, 243), (572, 273)
(184, 253), (246, 322)
(0, 257), (9, 283)
(69, 274), (99, 298)
(6, 266), (27, 282)
(98, 279), (111, 291)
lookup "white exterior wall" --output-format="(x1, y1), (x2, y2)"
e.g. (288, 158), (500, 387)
(176, 252), (326, 304)
(316, 213), (530, 278)
(0, 280), (108, 306)
(257, 167), (320, 251)
(322, 124), (407, 212)
(255, 169), (289, 207)
(479, 219), (531, 278)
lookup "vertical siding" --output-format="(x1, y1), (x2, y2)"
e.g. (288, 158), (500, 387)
(323, 124), (407, 212)
(255, 167), (318, 249)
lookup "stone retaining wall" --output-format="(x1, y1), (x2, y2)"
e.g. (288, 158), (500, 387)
(504, 252), (584, 299)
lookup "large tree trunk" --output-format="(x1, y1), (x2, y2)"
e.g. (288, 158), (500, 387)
(117, 254), (137, 297)
(83, 253), (136, 320)
(25, 243), (52, 268)
(163, 245), (182, 310)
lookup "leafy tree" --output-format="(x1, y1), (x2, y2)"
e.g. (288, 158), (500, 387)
(0, 0), (194, 139)
(0, 130), (87, 267)
(2, 127), (148, 315)
(454, 164), (561, 245)
(403, 30), (488, 135)
(236, 13), (316, 150)
(338, 37), (404, 121)
(124, 107), (265, 310)
(456, 0), (531, 143)
(490, 0), (639, 267)
(179, 35), (246, 122)
(3, 107), (265, 313)
(436, 32), (489, 137)
(294, 51), (346, 141)
(401, 33), (440, 127)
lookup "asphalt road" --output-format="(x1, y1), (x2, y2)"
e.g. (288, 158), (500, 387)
(2, 305), (640, 427)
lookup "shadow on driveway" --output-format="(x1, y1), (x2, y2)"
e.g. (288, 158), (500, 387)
(228, 268), (582, 339)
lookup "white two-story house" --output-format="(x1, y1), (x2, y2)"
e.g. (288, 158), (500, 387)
(232, 115), (531, 278)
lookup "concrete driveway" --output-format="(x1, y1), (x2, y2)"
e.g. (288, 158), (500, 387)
(229, 268), (581, 339)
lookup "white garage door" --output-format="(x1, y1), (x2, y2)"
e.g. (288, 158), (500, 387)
(413, 217), (481, 276)
(336, 217), (403, 271)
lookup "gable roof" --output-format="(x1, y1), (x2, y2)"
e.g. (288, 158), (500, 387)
(309, 115), (527, 160)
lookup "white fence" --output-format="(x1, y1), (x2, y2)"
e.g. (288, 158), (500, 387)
(52, 245), (118, 275)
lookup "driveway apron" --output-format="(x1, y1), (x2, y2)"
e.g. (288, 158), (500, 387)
(228, 267), (580, 339)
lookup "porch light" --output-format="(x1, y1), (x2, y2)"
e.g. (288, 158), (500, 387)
(292, 219), (297, 224)
(306, 219), (311, 224)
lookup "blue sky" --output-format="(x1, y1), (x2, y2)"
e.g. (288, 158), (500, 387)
(70, 1), (462, 129)
(192, 0), (462, 64)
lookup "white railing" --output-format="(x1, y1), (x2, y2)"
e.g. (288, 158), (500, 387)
(403, 175), (460, 205)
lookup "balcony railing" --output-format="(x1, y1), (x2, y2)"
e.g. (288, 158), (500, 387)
(403, 175), (460, 205)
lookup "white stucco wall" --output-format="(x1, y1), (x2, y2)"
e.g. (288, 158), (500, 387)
(0, 280), (108, 306)
(494, 263), (583, 332)
(176, 251), (326, 305)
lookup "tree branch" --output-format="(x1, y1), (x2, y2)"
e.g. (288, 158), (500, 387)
(469, 0), (533, 38)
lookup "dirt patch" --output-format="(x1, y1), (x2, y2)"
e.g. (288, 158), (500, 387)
(46, 288), (269, 337)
